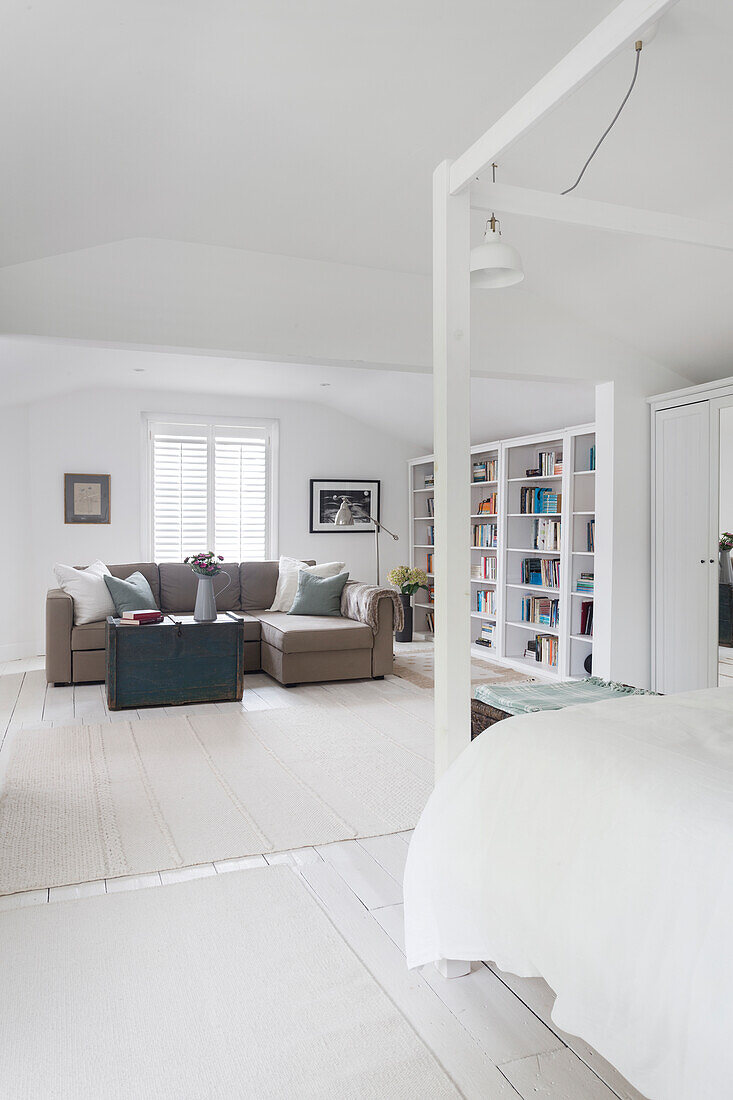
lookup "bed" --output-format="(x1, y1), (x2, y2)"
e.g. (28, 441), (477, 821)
(403, 687), (733, 1100)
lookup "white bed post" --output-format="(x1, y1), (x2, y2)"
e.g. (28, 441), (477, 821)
(433, 161), (472, 980)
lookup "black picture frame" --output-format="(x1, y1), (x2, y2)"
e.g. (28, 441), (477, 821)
(309, 479), (380, 533)
(64, 473), (111, 524)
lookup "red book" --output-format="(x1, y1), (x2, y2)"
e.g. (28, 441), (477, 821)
(121, 609), (163, 623)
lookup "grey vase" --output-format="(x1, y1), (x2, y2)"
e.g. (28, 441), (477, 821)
(721, 550), (733, 585)
(193, 575), (218, 622)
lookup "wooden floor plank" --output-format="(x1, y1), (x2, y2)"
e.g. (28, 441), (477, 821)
(7, 670), (47, 731)
(300, 861), (517, 1100)
(74, 683), (107, 722)
(487, 966), (646, 1100)
(500, 1047), (621, 1100)
(357, 833), (410, 885)
(0, 673), (24, 743)
(315, 839), (403, 910)
(42, 684), (74, 723)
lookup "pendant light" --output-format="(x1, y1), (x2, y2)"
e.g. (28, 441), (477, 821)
(470, 212), (524, 289)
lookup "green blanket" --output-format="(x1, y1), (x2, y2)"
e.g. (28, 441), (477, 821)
(474, 676), (655, 716)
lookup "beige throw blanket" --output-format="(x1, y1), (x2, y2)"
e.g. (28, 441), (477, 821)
(341, 581), (404, 634)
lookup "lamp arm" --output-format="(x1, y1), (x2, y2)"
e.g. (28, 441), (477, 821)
(367, 516), (399, 540)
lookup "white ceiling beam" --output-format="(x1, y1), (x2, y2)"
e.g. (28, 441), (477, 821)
(449, 0), (680, 195)
(472, 182), (733, 253)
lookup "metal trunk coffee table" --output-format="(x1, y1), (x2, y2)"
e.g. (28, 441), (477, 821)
(106, 614), (245, 711)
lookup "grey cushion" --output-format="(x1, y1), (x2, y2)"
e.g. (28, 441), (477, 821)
(159, 563), (241, 612)
(240, 560), (315, 612)
(289, 570), (350, 617)
(256, 612), (373, 654)
(104, 571), (157, 614)
(108, 563), (160, 607)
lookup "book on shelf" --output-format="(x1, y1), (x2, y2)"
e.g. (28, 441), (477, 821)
(532, 517), (561, 551)
(587, 519), (595, 552)
(427, 584), (435, 603)
(521, 595), (559, 628)
(475, 621), (494, 647)
(525, 634), (558, 667)
(538, 449), (563, 476)
(576, 571), (594, 593)
(472, 522), (497, 548)
(426, 497), (435, 517)
(472, 460), (487, 483)
(425, 611), (435, 632)
(476, 494), (497, 514)
(426, 524), (434, 545)
(589, 444), (596, 471)
(426, 552), (434, 573)
(580, 600), (594, 636)
(476, 589), (496, 615)
(424, 473), (434, 488)
(519, 486), (561, 514)
(521, 557), (560, 587)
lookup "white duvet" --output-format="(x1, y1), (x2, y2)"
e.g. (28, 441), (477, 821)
(403, 687), (733, 1100)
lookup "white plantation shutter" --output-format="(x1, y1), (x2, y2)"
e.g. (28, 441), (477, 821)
(148, 420), (274, 562)
(214, 430), (268, 561)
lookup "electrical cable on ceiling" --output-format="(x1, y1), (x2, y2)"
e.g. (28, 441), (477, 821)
(561, 41), (643, 196)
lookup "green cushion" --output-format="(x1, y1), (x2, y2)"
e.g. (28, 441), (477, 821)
(103, 571), (158, 615)
(288, 570), (350, 617)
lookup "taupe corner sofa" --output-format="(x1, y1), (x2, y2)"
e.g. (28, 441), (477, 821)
(46, 560), (395, 687)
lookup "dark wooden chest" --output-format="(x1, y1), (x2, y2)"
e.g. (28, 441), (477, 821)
(106, 615), (244, 710)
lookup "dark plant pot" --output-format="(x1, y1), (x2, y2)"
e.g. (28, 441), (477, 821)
(395, 594), (413, 643)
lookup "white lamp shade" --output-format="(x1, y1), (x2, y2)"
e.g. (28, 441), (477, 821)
(470, 235), (524, 289)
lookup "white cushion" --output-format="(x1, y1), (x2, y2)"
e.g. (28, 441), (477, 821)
(269, 556), (346, 613)
(53, 560), (116, 625)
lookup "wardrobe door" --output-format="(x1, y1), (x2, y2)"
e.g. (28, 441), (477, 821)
(654, 401), (713, 693)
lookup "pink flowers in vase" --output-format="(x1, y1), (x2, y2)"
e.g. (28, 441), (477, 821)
(184, 551), (225, 577)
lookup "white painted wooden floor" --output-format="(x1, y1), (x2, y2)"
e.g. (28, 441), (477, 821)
(0, 655), (646, 1100)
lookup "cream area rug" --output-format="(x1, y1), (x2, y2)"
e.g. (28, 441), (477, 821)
(394, 643), (532, 692)
(0, 704), (433, 894)
(0, 867), (459, 1099)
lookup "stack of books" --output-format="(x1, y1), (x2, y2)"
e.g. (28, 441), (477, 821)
(520, 487), (561, 514)
(472, 461), (488, 483)
(476, 494), (498, 514)
(116, 609), (164, 626)
(532, 517), (561, 550)
(576, 572), (594, 593)
(475, 622), (494, 648)
(521, 595), (559, 627)
(521, 557), (560, 587)
(580, 600), (594, 636)
(526, 634), (558, 667)
(587, 519), (595, 551)
(424, 473), (434, 488)
(526, 451), (563, 477)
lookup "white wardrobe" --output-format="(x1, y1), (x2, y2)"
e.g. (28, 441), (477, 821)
(651, 379), (733, 694)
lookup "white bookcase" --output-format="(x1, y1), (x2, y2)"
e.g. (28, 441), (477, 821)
(407, 423), (596, 678)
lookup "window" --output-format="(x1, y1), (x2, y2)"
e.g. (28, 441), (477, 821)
(146, 417), (277, 562)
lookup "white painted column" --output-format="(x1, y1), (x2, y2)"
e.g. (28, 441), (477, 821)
(433, 161), (472, 780)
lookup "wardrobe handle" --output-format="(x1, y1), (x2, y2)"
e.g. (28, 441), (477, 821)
(710, 559), (715, 564)
(701, 559), (705, 563)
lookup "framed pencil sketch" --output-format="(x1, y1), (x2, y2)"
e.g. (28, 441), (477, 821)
(309, 479), (380, 533)
(64, 473), (111, 524)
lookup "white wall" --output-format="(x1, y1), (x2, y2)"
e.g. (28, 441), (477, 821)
(18, 387), (415, 653)
(0, 404), (32, 660)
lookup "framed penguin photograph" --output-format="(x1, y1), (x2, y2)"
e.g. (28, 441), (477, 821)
(309, 479), (380, 533)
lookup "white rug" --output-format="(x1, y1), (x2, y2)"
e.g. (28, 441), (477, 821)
(0, 704), (433, 894)
(0, 867), (459, 1098)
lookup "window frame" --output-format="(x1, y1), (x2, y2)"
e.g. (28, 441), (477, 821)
(141, 412), (279, 562)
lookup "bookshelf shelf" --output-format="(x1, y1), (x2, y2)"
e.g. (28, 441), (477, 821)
(408, 423), (596, 671)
